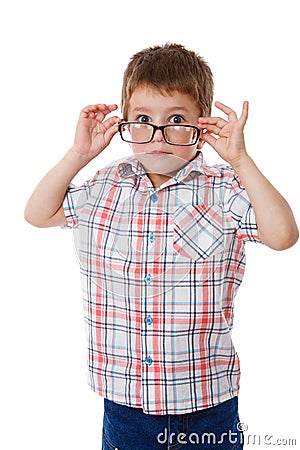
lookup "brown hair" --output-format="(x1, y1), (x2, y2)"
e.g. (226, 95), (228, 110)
(121, 43), (214, 120)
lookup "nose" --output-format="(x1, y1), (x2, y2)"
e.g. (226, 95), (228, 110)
(152, 127), (164, 142)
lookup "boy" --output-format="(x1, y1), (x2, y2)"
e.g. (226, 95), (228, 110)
(25, 44), (298, 449)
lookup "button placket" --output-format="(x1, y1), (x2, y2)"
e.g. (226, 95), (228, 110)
(141, 190), (161, 386)
(142, 280), (154, 368)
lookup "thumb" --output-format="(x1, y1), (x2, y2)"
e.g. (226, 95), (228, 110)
(201, 131), (217, 149)
(103, 118), (121, 144)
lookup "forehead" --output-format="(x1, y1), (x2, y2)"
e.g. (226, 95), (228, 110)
(128, 86), (200, 115)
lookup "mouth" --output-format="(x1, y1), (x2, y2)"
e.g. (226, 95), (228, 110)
(147, 150), (172, 155)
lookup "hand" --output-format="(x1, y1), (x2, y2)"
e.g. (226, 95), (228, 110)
(198, 101), (249, 167)
(72, 104), (121, 161)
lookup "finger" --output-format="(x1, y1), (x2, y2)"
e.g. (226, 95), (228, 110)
(239, 101), (249, 127)
(80, 105), (105, 120)
(81, 104), (107, 114)
(102, 115), (122, 131)
(93, 103), (118, 113)
(80, 104), (118, 119)
(198, 117), (227, 128)
(82, 103), (116, 111)
(103, 118), (121, 144)
(198, 123), (223, 135)
(94, 104), (117, 116)
(200, 131), (218, 148)
(95, 104), (118, 119)
(214, 101), (238, 121)
(97, 103), (118, 114)
(107, 104), (118, 111)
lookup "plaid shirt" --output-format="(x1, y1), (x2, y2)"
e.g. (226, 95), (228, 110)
(63, 151), (261, 415)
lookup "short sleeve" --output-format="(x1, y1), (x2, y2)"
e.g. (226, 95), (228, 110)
(61, 172), (99, 229)
(226, 173), (262, 243)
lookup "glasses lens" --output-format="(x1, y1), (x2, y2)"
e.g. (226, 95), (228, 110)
(120, 123), (153, 143)
(164, 125), (198, 145)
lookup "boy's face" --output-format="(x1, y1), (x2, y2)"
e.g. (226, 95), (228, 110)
(126, 87), (202, 187)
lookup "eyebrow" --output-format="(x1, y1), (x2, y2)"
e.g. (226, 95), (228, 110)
(131, 106), (190, 114)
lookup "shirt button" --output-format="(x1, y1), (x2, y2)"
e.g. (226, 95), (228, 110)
(144, 274), (152, 284)
(149, 232), (155, 243)
(145, 315), (153, 325)
(145, 356), (153, 365)
(151, 193), (158, 203)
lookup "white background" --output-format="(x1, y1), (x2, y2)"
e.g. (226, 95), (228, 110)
(1, 0), (299, 448)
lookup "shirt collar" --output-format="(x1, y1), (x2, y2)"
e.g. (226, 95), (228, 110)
(117, 155), (145, 178)
(174, 152), (222, 181)
(117, 152), (222, 182)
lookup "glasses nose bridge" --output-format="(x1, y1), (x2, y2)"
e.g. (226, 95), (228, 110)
(151, 124), (166, 142)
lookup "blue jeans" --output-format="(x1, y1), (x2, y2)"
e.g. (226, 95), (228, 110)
(101, 396), (243, 450)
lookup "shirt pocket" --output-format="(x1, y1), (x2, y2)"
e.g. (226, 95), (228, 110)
(173, 204), (224, 260)
(91, 202), (173, 267)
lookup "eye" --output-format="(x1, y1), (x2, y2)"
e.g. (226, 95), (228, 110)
(169, 115), (184, 124)
(136, 115), (151, 123)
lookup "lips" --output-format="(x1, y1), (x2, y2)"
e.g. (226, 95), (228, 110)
(148, 150), (171, 154)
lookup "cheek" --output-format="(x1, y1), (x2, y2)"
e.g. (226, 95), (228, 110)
(131, 144), (146, 154)
(174, 147), (197, 162)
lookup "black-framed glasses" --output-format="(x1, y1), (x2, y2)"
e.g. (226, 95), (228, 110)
(118, 122), (201, 146)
